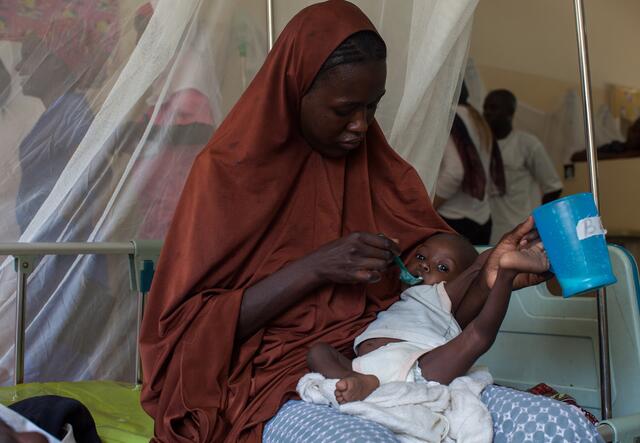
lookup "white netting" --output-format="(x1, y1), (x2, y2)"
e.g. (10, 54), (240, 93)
(0, 0), (476, 384)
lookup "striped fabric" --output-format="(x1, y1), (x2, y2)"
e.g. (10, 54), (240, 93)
(264, 385), (604, 443)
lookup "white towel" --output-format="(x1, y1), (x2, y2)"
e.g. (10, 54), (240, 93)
(297, 367), (493, 443)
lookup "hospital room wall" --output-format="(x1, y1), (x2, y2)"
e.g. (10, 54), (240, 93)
(470, 0), (640, 113)
(470, 0), (640, 251)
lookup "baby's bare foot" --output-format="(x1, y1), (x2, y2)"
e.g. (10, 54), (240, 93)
(335, 373), (380, 404)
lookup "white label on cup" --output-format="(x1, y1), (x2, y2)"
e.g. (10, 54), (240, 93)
(576, 216), (606, 240)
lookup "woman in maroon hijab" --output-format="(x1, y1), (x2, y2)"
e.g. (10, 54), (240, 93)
(140, 2), (603, 442)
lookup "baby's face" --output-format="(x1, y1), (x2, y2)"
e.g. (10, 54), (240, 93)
(405, 236), (466, 286)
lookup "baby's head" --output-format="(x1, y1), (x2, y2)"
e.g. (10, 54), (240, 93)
(405, 233), (478, 286)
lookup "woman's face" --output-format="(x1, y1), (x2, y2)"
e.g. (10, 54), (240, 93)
(300, 60), (386, 158)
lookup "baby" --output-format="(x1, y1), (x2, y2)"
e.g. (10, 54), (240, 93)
(306, 228), (548, 403)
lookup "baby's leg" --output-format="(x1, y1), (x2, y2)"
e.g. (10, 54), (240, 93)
(307, 342), (380, 403)
(307, 342), (353, 378)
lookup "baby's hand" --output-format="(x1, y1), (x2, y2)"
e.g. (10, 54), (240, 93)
(499, 241), (549, 274)
(486, 217), (553, 289)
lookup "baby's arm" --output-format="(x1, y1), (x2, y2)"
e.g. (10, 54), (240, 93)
(307, 342), (380, 403)
(454, 218), (550, 328)
(418, 243), (548, 385)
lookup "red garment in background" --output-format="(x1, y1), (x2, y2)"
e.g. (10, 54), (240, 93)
(0, 0), (119, 54)
(139, 1), (452, 442)
(137, 89), (215, 240)
(527, 383), (599, 426)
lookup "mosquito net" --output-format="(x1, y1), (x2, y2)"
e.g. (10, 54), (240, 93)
(0, 0), (477, 385)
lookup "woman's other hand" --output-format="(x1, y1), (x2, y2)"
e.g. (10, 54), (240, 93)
(305, 232), (401, 284)
(485, 217), (552, 290)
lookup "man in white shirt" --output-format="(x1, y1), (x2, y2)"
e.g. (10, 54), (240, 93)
(483, 89), (562, 244)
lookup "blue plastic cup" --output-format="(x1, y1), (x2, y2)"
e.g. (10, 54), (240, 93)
(532, 192), (617, 297)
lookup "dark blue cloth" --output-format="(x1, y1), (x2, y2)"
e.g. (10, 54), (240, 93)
(16, 91), (94, 235)
(9, 395), (100, 443)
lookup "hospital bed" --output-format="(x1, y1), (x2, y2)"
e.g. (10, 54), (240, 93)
(0, 240), (160, 442)
(1, 0), (628, 440)
(0, 241), (639, 442)
(477, 244), (640, 442)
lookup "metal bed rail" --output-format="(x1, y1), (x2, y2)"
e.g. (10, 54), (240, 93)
(0, 240), (163, 386)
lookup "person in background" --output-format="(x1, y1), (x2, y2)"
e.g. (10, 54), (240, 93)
(598, 118), (640, 152)
(8, 17), (114, 383)
(14, 20), (95, 235)
(0, 50), (44, 240)
(434, 83), (505, 245)
(483, 89), (562, 244)
(131, 1), (218, 239)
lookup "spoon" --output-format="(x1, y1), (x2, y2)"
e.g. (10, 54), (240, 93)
(393, 256), (423, 286)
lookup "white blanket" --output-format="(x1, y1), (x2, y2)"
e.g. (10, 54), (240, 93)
(297, 367), (493, 443)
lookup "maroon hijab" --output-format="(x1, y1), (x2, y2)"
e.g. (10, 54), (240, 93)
(139, 2), (452, 441)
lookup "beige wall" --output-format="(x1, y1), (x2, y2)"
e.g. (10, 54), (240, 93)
(470, 0), (640, 112)
(470, 0), (640, 237)
(563, 157), (640, 237)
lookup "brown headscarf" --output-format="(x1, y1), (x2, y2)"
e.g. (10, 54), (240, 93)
(139, 1), (452, 441)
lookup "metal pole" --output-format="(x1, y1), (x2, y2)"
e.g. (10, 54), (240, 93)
(572, 0), (612, 420)
(14, 257), (31, 385)
(0, 242), (133, 256)
(573, 0), (600, 201)
(267, 0), (275, 50)
(135, 291), (146, 386)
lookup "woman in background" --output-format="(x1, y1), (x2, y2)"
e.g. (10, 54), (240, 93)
(434, 82), (505, 245)
(132, 1), (219, 239)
